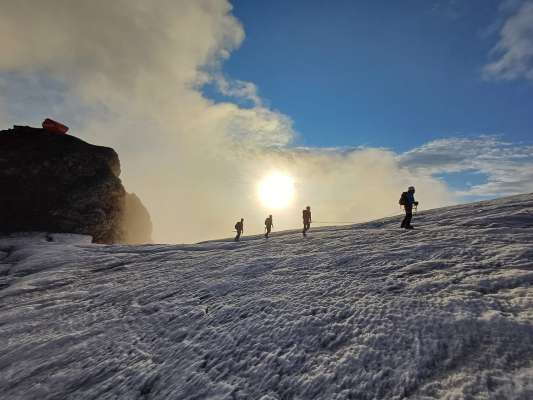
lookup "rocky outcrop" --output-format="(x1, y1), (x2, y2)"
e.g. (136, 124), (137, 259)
(0, 125), (152, 244)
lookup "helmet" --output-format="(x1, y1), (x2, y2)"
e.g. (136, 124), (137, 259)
(408, 186), (415, 192)
(306, 206), (311, 210)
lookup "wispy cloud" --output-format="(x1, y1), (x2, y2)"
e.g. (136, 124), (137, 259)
(213, 74), (262, 107)
(399, 136), (533, 196)
(483, 1), (533, 81)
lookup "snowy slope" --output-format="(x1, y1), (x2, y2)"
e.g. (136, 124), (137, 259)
(1, 194), (533, 400)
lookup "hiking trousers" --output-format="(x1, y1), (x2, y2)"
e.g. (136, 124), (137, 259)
(401, 206), (413, 228)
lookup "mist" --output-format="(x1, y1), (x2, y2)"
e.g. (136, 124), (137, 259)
(0, 0), (455, 243)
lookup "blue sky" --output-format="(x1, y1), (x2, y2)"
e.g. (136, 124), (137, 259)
(206, 0), (533, 152)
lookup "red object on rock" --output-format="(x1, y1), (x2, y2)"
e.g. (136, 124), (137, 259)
(42, 118), (69, 134)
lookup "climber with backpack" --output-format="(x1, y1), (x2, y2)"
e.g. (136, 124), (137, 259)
(302, 206), (312, 236)
(399, 186), (419, 229)
(234, 218), (244, 241)
(264, 215), (273, 238)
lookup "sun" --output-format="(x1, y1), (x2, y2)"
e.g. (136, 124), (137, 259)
(258, 172), (295, 209)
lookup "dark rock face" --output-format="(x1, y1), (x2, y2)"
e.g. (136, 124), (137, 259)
(0, 125), (152, 244)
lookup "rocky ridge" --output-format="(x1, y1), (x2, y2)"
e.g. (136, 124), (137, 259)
(0, 125), (152, 243)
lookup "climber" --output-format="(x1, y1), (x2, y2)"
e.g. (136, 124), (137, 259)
(234, 218), (244, 241)
(399, 186), (419, 229)
(302, 206), (312, 236)
(265, 215), (273, 238)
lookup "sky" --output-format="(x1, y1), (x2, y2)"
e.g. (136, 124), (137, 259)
(223, 0), (533, 152)
(1, 0), (532, 243)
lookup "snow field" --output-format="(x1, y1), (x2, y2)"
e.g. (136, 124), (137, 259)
(1, 194), (533, 399)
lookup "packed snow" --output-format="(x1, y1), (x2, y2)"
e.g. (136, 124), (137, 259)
(1, 194), (533, 399)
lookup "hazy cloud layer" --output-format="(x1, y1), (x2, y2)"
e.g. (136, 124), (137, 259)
(0, 0), (530, 242)
(484, 1), (533, 80)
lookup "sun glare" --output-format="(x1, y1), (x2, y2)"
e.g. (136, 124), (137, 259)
(258, 172), (295, 209)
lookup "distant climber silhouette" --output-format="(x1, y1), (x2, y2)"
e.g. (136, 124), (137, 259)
(399, 186), (419, 229)
(234, 218), (244, 241)
(302, 206), (312, 236)
(265, 215), (273, 238)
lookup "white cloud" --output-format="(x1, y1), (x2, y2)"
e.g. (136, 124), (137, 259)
(0, 0), (299, 242)
(214, 74), (262, 107)
(399, 136), (533, 196)
(483, 1), (533, 80)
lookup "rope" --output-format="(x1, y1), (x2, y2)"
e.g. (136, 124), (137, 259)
(310, 208), (415, 226)
(227, 207), (419, 233)
(311, 221), (360, 225)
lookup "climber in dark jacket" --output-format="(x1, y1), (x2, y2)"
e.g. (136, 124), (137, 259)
(265, 215), (273, 238)
(400, 186), (419, 229)
(234, 218), (244, 241)
(302, 206), (312, 236)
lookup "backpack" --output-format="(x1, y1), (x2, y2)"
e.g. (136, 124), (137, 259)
(235, 222), (240, 230)
(399, 192), (408, 206)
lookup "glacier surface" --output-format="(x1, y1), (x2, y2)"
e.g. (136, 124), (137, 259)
(1, 195), (533, 399)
